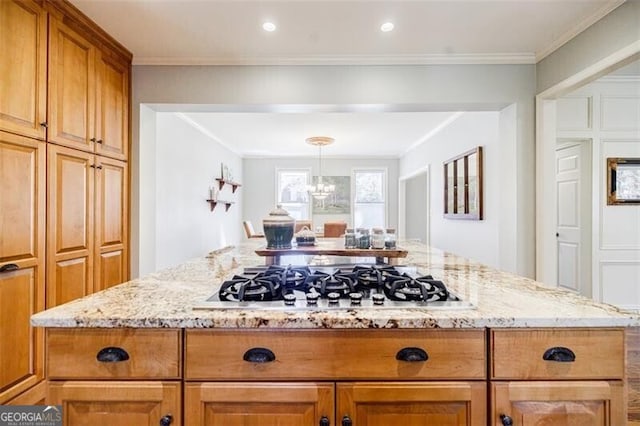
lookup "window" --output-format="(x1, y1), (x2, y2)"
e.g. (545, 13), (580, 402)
(353, 169), (387, 228)
(276, 169), (310, 220)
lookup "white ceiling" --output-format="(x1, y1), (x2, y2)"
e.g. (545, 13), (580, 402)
(178, 111), (463, 157)
(70, 0), (628, 157)
(71, 0), (623, 65)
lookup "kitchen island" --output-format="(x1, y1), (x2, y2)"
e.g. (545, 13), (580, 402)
(31, 240), (639, 425)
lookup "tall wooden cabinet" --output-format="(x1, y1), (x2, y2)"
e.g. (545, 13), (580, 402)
(0, 0), (48, 140)
(0, 131), (45, 403)
(0, 0), (131, 404)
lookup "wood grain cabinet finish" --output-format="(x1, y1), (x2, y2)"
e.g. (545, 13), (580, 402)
(185, 382), (334, 426)
(0, 0), (48, 140)
(49, 381), (181, 426)
(0, 131), (45, 403)
(186, 329), (486, 380)
(338, 382), (487, 426)
(48, 17), (129, 161)
(47, 144), (128, 306)
(46, 329), (181, 380)
(490, 328), (626, 424)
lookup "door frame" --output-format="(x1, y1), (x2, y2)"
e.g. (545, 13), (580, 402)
(535, 41), (640, 286)
(398, 165), (430, 245)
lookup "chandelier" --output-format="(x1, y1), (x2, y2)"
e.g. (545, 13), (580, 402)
(305, 136), (336, 200)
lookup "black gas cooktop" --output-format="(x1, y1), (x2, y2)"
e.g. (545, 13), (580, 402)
(193, 264), (474, 311)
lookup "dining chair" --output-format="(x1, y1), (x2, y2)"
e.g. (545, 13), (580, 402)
(243, 221), (264, 239)
(323, 222), (347, 238)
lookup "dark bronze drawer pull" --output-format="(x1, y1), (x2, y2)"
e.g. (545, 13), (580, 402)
(96, 346), (130, 363)
(243, 347), (276, 363)
(319, 415), (330, 426)
(342, 415), (352, 426)
(500, 414), (513, 425)
(396, 347), (428, 362)
(542, 346), (576, 362)
(159, 414), (173, 426)
(0, 264), (19, 273)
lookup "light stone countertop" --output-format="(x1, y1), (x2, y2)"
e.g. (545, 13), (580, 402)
(31, 240), (640, 329)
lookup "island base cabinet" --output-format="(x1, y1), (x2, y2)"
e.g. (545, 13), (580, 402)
(184, 382), (334, 426)
(338, 382), (487, 426)
(492, 381), (625, 425)
(48, 381), (181, 426)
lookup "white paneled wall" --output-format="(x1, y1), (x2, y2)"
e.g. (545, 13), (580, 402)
(556, 78), (640, 309)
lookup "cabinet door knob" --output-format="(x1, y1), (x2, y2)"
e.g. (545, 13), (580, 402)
(500, 414), (513, 425)
(96, 165), (103, 170)
(96, 346), (130, 363)
(319, 416), (330, 426)
(0, 264), (19, 273)
(159, 414), (173, 426)
(90, 138), (96, 142)
(40, 122), (48, 128)
(243, 347), (276, 363)
(341, 415), (352, 426)
(396, 347), (428, 362)
(542, 346), (575, 362)
(96, 139), (103, 144)
(90, 164), (96, 168)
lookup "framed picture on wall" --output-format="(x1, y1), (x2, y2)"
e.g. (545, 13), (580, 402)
(607, 157), (640, 204)
(443, 146), (483, 220)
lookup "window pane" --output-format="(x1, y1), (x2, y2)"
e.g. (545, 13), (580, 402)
(278, 171), (309, 203)
(456, 159), (465, 213)
(355, 172), (384, 202)
(354, 203), (385, 229)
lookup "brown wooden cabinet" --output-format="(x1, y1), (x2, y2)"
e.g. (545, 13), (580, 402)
(185, 382), (334, 426)
(490, 328), (626, 424)
(48, 17), (129, 161)
(0, 0), (48, 140)
(0, 131), (45, 403)
(47, 144), (128, 306)
(49, 381), (180, 426)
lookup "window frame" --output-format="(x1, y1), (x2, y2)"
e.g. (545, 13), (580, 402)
(275, 167), (312, 220)
(351, 167), (388, 229)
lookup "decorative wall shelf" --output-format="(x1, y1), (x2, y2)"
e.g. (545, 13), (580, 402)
(215, 178), (242, 193)
(206, 199), (235, 212)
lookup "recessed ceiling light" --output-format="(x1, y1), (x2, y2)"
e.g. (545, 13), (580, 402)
(262, 22), (276, 32)
(380, 22), (394, 32)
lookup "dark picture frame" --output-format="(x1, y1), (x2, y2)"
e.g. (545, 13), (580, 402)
(607, 157), (640, 205)
(444, 146), (483, 220)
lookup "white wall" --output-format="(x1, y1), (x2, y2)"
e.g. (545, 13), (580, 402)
(146, 112), (242, 272)
(556, 79), (640, 309)
(399, 112), (502, 270)
(131, 63), (536, 278)
(242, 157), (399, 233)
(404, 173), (428, 243)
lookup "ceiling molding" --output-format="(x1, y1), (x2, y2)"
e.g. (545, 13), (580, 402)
(597, 75), (640, 83)
(243, 154), (400, 160)
(401, 112), (465, 157)
(174, 113), (243, 157)
(133, 53), (536, 66)
(535, 0), (625, 62)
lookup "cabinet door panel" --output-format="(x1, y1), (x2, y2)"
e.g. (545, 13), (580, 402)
(48, 381), (180, 426)
(94, 157), (127, 291)
(47, 145), (94, 307)
(0, 131), (45, 403)
(0, 0), (47, 139)
(96, 53), (128, 160)
(0, 267), (43, 402)
(337, 382), (486, 426)
(48, 18), (95, 152)
(185, 382), (334, 426)
(492, 381), (625, 426)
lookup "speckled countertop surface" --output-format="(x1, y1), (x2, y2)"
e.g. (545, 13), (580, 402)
(31, 240), (640, 329)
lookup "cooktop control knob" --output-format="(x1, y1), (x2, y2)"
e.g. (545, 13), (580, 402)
(349, 292), (363, 305)
(305, 292), (319, 305)
(372, 293), (385, 305)
(283, 293), (296, 306)
(327, 292), (340, 304)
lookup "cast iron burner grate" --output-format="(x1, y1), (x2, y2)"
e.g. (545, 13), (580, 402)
(383, 274), (449, 302)
(218, 274), (282, 302)
(304, 269), (358, 298)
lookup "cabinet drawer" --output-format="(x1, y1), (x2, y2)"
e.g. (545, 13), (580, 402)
(47, 329), (181, 379)
(186, 329), (486, 380)
(491, 328), (624, 380)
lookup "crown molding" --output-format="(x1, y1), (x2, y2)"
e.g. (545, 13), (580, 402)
(133, 53), (536, 66)
(535, 0), (625, 62)
(174, 113), (242, 156)
(597, 75), (640, 83)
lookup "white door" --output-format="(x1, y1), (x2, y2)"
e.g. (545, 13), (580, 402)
(555, 141), (591, 296)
